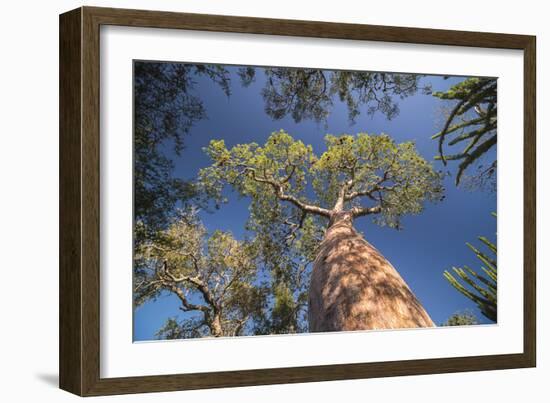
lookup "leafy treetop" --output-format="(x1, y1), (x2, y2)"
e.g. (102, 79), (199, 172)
(200, 130), (443, 230)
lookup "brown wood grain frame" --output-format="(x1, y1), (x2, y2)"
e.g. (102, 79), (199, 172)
(59, 6), (536, 396)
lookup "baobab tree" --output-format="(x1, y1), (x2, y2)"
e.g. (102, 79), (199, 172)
(200, 130), (443, 332)
(134, 211), (266, 338)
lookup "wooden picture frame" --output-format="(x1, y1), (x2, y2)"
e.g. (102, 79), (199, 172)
(59, 6), (536, 396)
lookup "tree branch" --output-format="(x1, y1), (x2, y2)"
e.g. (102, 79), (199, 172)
(333, 179), (354, 212)
(163, 265), (220, 313)
(233, 315), (250, 336)
(245, 167), (331, 217)
(345, 168), (395, 202)
(350, 205), (382, 217)
(283, 209), (307, 243)
(167, 283), (209, 313)
(437, 98), (469, 164)
(278, 192), (331, 217)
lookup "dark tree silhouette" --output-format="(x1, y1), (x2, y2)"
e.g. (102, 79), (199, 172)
(239, 67), (428, 124)
(134, 61), (231, 239)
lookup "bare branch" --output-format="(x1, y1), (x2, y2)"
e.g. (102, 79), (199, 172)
(233, 315), (250, 336)
(350, 205), (382, 217)
(162, 264), (220, 312)
(278, 192), (331, 217)
(167, 284), (209, 313)
(346, 183), (397, 202)
(284, 209), (307, 243)
(281, 164), (296, 184)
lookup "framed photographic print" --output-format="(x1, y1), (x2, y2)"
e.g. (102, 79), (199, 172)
(59, 6), (536, 396)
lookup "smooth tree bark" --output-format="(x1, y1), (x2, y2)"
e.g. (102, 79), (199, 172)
(262, 173), (434, 331)
(299, 183), (434, 331)
(309, 210), (434, 331)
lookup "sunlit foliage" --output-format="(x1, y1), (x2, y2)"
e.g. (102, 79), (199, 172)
(200, 130), (443, 230)
(134, 210), (266, 338)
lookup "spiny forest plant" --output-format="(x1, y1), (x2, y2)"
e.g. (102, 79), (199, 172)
(443, 213), (497, 322)
(431, 77), (497, 187)
(200, 130), (444, 332)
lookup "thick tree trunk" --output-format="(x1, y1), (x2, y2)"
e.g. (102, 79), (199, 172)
(308, 212), (435, 332)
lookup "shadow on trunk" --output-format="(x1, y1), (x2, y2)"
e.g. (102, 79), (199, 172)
(309, 217), (435, 332)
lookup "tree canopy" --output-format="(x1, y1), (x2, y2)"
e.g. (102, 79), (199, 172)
(200, 130), (443, 230)
(244, 194), (322, 334)
(239, 68), (429, 124)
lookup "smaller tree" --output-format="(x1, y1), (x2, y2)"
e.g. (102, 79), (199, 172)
(134, 210), (266, 338)
(443, 213), (497, 322)
(431, 77), (497, 187)
(441, 310), (479, 326)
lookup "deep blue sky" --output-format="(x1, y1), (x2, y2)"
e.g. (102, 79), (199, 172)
(134, 65), (497, 341)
